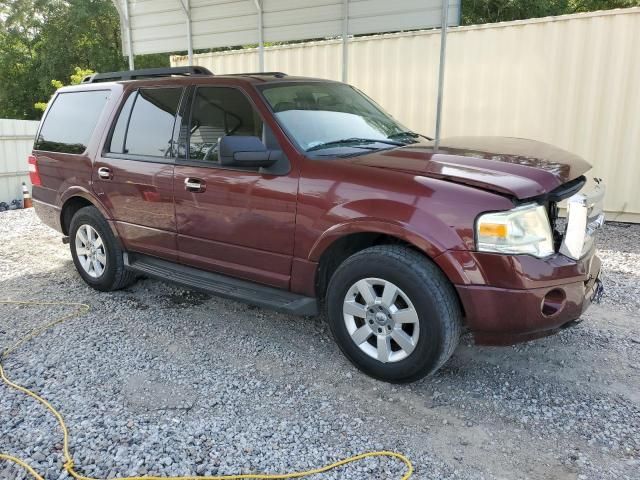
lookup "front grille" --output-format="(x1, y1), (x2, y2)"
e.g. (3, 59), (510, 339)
(558, 182), (606, 259)
(544, 176), (587, 251)
(547, 201), (565, 251)
(542, 176), (604, 257)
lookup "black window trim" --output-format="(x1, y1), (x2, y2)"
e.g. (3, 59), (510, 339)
(121, 90), (138, 154)
(175, 83), (289, 175)
(103, 88), (137, 157)
(34, 89), (112, 156)
(102, 85), (186, 164)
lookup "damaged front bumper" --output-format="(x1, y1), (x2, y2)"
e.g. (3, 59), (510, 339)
(455, 249), (602, 345)
(439, 181), (607, 345)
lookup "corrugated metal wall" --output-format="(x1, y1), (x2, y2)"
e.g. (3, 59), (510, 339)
(0, 119), (38, 205)
(173, 7), (640, 222)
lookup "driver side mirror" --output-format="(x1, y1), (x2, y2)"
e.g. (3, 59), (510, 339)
(219, 136), (277, 168)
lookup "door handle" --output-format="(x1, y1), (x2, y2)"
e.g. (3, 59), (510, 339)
(184, 177), (206, 193)
(97, 167), (112, 180)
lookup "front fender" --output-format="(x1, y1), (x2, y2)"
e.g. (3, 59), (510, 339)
(306, 198), (470, 262)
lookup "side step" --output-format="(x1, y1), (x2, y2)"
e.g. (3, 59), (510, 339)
(124, 253), (318, 316)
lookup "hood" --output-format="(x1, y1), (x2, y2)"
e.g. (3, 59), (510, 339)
(348, 136), (591, 199)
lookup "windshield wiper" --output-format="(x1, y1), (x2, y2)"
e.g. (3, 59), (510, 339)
(388, 131), (433, 141)
(306, 137), (405, 152)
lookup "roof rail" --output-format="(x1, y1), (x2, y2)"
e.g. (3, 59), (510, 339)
(81, 66), (214, 84)
(227, 72), (288, 78)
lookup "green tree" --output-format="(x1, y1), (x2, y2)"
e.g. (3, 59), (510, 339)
(462, 0), (640, 25)
(34, 66), (94, 112)
(0, 0), (171, 120)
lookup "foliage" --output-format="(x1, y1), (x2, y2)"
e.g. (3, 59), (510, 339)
(461, 0), (640, 25)
(0, 0), (171, 120)
(34, 67), (94, 112)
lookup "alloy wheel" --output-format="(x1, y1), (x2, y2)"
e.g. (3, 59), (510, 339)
(75, 224), (107, 278)
(342, 277), (420, 363)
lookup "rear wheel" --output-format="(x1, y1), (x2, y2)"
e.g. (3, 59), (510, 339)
(69, 206), (136, 291)
(326, 245), (462, 383)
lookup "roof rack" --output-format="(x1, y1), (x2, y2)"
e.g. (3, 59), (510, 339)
(81, 66), (214, 84)
(227, 72), (288, 78)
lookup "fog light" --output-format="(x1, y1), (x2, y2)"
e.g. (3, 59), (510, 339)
(542, 289), (566, 317)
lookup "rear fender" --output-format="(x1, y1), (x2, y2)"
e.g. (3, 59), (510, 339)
(59, 188), (121, 241)
(60, 187), (111, 220)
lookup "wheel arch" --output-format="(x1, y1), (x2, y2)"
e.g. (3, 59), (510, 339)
(308, 220), (444, 263)
(59, 191), (117, 239)
(311, 221), (450, 302)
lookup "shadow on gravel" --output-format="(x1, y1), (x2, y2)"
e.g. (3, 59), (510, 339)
(162, 290), (210, 308)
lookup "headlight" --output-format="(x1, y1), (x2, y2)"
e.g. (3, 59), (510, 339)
(476, 203), (554, 258)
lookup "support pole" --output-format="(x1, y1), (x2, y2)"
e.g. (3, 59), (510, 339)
(186, 2), (193, 65)
(254, 0), (265, 71)
(434, 0), (449, 151)
(179, 0), (193, 65)
(342, 0), (349, 82)
(187, 18), (193, 65)
(116, 0), (134, 70)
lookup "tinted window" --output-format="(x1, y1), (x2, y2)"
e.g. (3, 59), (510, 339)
(124, 88), (182, 157)
(35, 90), (110, 154)
(108, 91), (136, 154)
(188, 87), (263, 162)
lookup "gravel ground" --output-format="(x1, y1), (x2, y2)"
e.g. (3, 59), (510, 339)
(0, 208), (639, 480)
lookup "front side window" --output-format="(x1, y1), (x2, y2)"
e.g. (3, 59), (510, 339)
(35, 90), (111, 154)
(109, 87), (182, 158)
(187, 87), (263, 163)
(259, 82), (420, 155)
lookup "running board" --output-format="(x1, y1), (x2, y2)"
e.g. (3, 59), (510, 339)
(124, 253), (318, 316)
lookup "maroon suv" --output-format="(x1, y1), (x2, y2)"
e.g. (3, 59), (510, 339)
(29, 66), (605, 382)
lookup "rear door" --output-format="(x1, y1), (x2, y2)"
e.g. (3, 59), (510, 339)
(32, 88), (112, 212)
(173, 85), (298, 289)
(94, 87), (184, 261)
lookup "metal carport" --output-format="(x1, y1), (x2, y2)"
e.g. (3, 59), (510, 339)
(110, 0), (460, 146)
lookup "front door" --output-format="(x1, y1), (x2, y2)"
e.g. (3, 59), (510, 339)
(173, 85), (298, 289)
(94, 87), (184, 260)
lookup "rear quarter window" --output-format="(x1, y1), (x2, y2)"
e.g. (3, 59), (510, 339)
(35, 90), (111, 154)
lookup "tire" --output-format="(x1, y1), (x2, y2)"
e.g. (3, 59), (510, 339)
(69, 206), (137, 291)
(326, 245), (461, 383)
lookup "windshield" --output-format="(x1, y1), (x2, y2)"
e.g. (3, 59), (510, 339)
(259, 82), (420, 155)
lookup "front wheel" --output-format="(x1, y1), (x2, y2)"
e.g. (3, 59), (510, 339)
(326, 245), (462, 383)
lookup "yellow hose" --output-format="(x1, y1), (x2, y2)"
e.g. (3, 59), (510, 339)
(0, 300), (413, 480)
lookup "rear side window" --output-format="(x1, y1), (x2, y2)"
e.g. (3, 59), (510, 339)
(35, 90), (110, 154)
(109, 87), (182, 158)
(108, 92), (136, 154)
